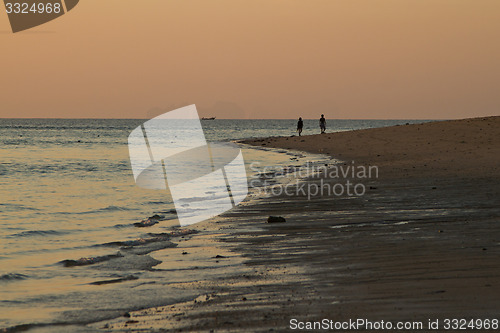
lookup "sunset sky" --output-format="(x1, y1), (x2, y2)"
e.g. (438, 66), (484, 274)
(1, 0), (499, 119)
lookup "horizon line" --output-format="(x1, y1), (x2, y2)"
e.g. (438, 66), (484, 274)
(0, 117), (455, 121)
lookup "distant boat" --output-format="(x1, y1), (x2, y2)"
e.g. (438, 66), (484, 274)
(201, 117), (216, 120)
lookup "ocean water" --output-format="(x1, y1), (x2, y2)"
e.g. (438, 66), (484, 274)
(0, 118), (428, 330)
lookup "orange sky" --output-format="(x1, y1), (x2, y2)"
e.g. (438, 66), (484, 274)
(1, 0), (499, 119)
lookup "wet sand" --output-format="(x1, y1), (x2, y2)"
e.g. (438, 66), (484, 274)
(93, 117), (500, 332)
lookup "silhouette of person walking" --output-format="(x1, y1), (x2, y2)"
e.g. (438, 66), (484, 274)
(297, 117), (304, 136)
(319, 114), (326, 134)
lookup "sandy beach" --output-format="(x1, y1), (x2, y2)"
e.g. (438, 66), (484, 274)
(91, 117), (500, 332)
(245, 116), (499, 179)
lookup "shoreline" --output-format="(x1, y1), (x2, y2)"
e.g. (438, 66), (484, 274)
(47, 116), (499, 332)
(2, 145), (329, 332)
(242, 116), (499, 180)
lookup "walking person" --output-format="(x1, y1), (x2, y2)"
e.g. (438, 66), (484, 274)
(297, 117), (303, 136)
(319, 114), (326, 134)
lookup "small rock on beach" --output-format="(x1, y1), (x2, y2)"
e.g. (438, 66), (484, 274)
(267, 216), (286, 223)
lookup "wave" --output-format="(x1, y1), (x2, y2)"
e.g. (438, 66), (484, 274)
(0, 273), (29, 282)
(89, 275), (139, 286)
(7, 230), (65, 238)
(64, 229), (197, 269)
(95, 205), (136, 212)
(57, 205), (137, 215)
(160, 209), (177, 214)
(133, 213), (176, 227)
(112, 223), (132, 229)
(59, 252), (123, 267)
(102, 230), (196, 249)
(0, 203), (40, 212)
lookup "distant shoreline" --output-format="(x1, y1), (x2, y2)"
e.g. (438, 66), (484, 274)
(241, 116), (500, 179)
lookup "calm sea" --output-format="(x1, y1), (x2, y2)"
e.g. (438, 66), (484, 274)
(0, 118), (428, 330)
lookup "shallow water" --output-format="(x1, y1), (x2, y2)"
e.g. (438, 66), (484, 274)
(0, 118), (428, 329)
